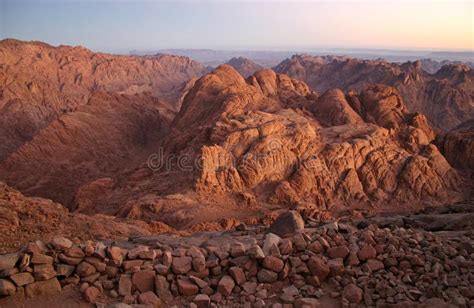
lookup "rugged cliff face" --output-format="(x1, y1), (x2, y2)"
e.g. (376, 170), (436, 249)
(436, 119), (474, 179)
(169, 67), (463, 213)
(274, 55), (474, 131)
(0, 39), (207, 161)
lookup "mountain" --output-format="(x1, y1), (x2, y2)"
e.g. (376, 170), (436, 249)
(419, 58), (474, 74)
(274, 54), (474, 131)
(81, 65), (468, 228)
(0, 39), (207, 161)
(0, 41), (471, 232)
(226, 57), (264, 77)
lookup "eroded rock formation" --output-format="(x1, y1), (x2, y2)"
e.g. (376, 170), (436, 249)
(274, 55), (474, 131)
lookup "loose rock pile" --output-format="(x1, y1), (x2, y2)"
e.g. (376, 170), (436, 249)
(0, 211), (473, 307)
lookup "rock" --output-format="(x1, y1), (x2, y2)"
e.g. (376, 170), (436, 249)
(357, 244), (376, 261)
(194, 294), (211, 308)
(192, 256), (206, 273)
(138, 291), (162, 307)
(51, 237), (73, 250)
(31, 253), (53, 265)
(34, 264), (57, 280)
(279, 239), (293, 255)
(25, 278), (61, 298)
(76, 261), (96, 277)
(132, 270), (155, 292)
(257, 269), (278, 283)
(217, 275), (235, 296)
(107, 246), (123, 265)
(83, 286), (101, 303)
(177, 279), (199, 296)
(343, 283), (363, 303)
(229, 266), (246, 285)
(327, 246), (350, 259)
(65, 246), (85, 258)
(230, 242), (246, 257)
(249, 245), (265, 260)
(242, 281), (257, 294)
(262, 256), (284, 272)
(172, 256), (192, 274)
(118, 274), (132, 296)
(10, 272), (34, 286)
(367, 259), (384, 272)
(268, 211), (305, 236)
(122, 259), (143, 272)
(155, 275), (173, 304)
(0, 278), (16, 296)
(328, 258), (345, 276)
(58, 253), (82, 265)
(294, 298), (321, 308)
(0, 253), (19, 271)
(127, 246), (149, 259)
(307, 256), (330, 281)
(263, 233), (281, 256)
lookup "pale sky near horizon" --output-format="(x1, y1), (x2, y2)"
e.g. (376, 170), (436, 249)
(0, 0), (472, 53)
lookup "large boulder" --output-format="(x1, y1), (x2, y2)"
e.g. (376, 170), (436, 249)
(268, 211), (305, 237)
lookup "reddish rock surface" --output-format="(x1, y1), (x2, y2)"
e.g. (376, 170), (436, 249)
(275, 54), (474, 131)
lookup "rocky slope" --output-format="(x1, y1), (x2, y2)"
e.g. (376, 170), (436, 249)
(274, 54), (474, 131)
(0, 206), (472, 307)
(0, 39), (207, 161)
(0, 182), (155, 254)
(226, 57), (264, 78)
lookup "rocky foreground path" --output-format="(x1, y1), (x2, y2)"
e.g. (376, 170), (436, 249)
(0, 206), (473, 308)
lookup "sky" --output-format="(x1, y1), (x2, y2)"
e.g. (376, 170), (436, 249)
(0, 0), (473, 53)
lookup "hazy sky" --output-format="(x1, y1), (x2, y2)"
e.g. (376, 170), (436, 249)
(1, 0), (472, 53)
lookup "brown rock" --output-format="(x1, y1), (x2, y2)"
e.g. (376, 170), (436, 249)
(268, 211), (305, 237)
(177, 279), (199, 296)
(10, 272), (34, 286)
(58, 253), (82, 265)
(257, 269), (278, 283)
(229, 266), (246, 285)
(132, 270), (155, 292)
(343, 283), (363, 303)
(0, 253), (19, 271)
(172, 256), (192, 274)
(327, 246), (350, 259)
(294, 297), (321, 308)
(155, 275), (173, 304)
(367, 259), (384, 272)
(118, 273), (132, 296)
(122, 259), (143, 272)
(262, 256), (285, 272)
(83, 286), (101, 304)
(194, 294), (211, 308)
(138, 291), (162, 307)
(76, 262), (96, 277)
(107, 246), (123, 265)
(34, 264), (57, 281)
(217, 275), (235, 296)
(328, 258), (345, 276)
(307, 256), (330, 281)
(31, 253), (53, 265)
(357, 244), (376, 261)
(0, 278), (16, 296)
(65, 246), (85, 258)
(25, 278), (61, 298)
(51, 237), (73, 250)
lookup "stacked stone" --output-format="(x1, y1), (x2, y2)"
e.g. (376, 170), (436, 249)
(0, 215), (473, 308)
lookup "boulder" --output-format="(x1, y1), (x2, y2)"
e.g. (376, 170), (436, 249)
(25, 278), (61, 298)
(217, 275), (235, 296)
(138, 291), (162, 307)
(268, 211), (305, 237)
